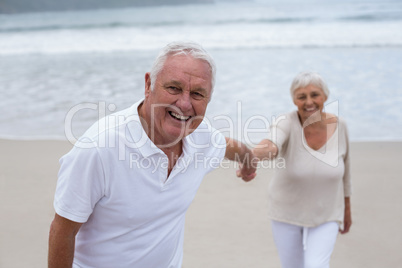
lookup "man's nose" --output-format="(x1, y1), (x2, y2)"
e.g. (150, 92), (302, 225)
(176, 92), (192, 112)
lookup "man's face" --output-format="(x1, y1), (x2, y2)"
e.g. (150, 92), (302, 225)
(142, 55), (212, 147)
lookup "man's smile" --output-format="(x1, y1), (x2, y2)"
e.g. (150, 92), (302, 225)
(168, 111), (191, 121)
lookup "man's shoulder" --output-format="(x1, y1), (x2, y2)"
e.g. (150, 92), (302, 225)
(82, 103), (141, 138)
(74, 101), (144, 150)
(191, 120), (224, 138)
(185, 120), (226, 154)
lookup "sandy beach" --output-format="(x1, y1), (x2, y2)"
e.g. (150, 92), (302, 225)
(0, 139), (401, 268)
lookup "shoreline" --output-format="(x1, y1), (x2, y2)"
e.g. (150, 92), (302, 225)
(1, 135), (402, 144)
(1, 139), (401, 267)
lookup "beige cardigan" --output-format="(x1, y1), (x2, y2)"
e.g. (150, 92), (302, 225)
(268, 111), (351, 227)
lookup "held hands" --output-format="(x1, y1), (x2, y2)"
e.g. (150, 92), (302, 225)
(236, 140), (279, 181)
(235, 150), (258, 182)
(224, 137), (258, 182)
(236, 160), (258, 182)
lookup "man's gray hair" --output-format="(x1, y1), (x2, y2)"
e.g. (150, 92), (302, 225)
(149, 41), (216, 92)
(290, 71), (330, 100)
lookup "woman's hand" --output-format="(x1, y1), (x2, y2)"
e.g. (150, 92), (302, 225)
(253, 139), (278, 161)
(340, 197), (352, 234)
(225, 137), (257, 182)
(236, 162), (257, 182)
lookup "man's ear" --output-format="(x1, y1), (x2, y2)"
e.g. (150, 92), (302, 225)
(144, 72), (151, 97)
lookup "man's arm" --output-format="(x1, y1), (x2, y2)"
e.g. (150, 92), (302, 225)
(252, 139), (278, 161)
(225, 137), (257, 182)
(48, 213), (83, 268)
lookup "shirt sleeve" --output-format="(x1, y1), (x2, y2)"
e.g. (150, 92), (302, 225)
(341, 120), (352, 197)
(202, 129), (226, 173)
(54, 140), (106, 223)
(267, 113), (292, 152)
(188, 121), (227, 173)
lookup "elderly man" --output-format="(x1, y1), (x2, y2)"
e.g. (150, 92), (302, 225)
(48, 42), (256, 268)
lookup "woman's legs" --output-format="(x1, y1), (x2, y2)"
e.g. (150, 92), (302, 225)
(271, 220), (304, 268)
(271, 221), (339, 268)
(304, 221), (339, 268)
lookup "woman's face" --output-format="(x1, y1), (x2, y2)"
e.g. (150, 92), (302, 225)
(293, 84), (327, 122)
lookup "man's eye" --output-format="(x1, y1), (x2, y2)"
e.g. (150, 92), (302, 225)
(192, 91), (205, 100)
(166, 86), (180, 94)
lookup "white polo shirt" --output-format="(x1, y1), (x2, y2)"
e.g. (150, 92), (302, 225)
(54, 100), (226, 268)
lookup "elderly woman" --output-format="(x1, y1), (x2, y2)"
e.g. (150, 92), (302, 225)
(254, 72), (352, 268)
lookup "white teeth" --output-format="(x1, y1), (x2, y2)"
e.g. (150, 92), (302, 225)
(170, 111), (190, 121)
(305, 108), (316, 112)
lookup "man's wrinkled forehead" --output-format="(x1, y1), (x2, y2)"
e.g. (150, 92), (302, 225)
(161, 55), (212, 83)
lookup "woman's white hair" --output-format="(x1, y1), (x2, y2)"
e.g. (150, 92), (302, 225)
(290, 71), (330, 100)
(149, 41), (216, 93)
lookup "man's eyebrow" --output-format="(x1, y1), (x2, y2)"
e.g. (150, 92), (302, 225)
(165, 80), (183, 87)
(164, 81), (208, 93)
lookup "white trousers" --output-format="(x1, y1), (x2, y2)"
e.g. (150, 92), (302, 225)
(271, 220), (339, 268)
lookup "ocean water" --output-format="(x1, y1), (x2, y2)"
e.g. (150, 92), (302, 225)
(0, 0), (401, 143)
